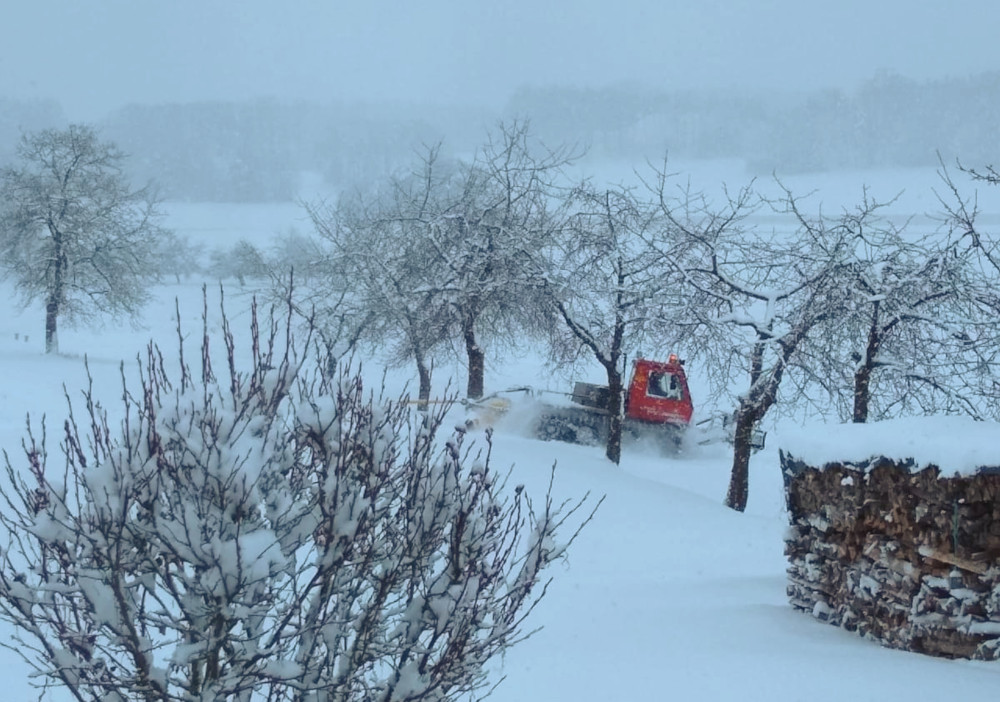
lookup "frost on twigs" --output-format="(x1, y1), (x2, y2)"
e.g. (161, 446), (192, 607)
(0, 291), (594, 702)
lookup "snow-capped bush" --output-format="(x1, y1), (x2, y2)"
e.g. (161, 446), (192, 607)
(0, 293), (593, 701)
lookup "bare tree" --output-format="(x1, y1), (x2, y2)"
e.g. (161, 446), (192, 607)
(153, 230), (204, 284)
(0, 292), (594, 701)
(300, 124), (574, 403)
(425, 121), (578, 399)
(539, 182), (680, 464)
(208, 238), (270, 287)
(0, 124), (168, 353)
(267, 228), (327, 283)
(651, 174), (851, 511)
(305, 154), (453, 407)
(793, 188), (983, 422)
(934, 163), (1000, 412)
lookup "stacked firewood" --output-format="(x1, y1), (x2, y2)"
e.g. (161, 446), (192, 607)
(782, 451), (1000, 659)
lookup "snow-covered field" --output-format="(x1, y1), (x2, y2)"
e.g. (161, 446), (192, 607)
(2, 164), (1000, 699)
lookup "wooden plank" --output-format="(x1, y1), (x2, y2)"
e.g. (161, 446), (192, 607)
(917, 546), (988, 575)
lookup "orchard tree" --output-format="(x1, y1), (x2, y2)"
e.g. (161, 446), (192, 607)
(305, 154), (452, 407)
(0, 124), (168, 353)
(303, 124), (573, 403)
(267, 228), (327, 283)
(794, 188), (981, 422)
(650, 174), (851, 511)
(935, 164), (1000, 413)
(208, 238), (269, 286)
(540, 182), (681, 465)
(153, 230), (204, 284)
(426, 121), (578, 399)
(0, 293), (594, 701)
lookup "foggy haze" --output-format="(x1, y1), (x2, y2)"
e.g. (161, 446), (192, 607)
(3, 0), (999, 119)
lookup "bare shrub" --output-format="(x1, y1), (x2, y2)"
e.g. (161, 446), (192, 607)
(0, 292), (594, 701)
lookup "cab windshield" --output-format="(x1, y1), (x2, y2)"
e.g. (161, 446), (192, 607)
(647, 371), (684, 400)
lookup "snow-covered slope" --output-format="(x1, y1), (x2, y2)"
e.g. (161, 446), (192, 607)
(2, 278), (999, 700)
(5, 162), (1000, 698)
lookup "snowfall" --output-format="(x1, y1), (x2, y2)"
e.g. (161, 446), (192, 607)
(2, 163), (1000, 700)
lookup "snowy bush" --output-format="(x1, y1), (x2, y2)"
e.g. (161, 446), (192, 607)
(0, 296), (593, 701)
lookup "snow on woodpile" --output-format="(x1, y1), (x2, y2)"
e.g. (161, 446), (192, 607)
(779, 416), (1000, 659)
(779, 416), (1000, 477)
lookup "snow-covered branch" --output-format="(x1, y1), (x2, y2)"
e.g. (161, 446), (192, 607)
(0, 291), (594, 702)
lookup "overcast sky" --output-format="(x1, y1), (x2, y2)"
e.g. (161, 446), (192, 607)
(3, 0), (999, 119)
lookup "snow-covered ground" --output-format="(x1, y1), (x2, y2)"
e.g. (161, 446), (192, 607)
(2, 165), (1000, 699)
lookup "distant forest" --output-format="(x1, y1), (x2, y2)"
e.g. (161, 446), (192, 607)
(2, 71), (999, 202)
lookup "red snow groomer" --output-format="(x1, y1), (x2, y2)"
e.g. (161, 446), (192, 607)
(532, 355), (694, 451)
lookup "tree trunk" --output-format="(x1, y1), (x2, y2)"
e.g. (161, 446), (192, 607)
(725, 404), (758, 512)
(726, 338), (767, 511)
(46, 230), (65, 355)
(605, 368), (624, 465)
(416, 356), (432, 411)
(45, 294), (59, 354)
(726, 337), (777, 512)
(603, 311), (626, 466)
(724, 308), (830, 512)
(462, 313), (485, 400)
(853, 363), (873, 423)
(853, 303), (881, 423)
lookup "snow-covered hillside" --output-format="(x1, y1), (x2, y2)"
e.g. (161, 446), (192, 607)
(2, 283), (999, 701)
(2, 167), (1000, 699)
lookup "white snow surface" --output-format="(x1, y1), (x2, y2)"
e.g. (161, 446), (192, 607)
(2, 169), (999, 700)
(776, 416), (1000, 476)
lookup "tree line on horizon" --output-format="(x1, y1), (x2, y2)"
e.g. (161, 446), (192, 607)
(1, 70), (999, 201)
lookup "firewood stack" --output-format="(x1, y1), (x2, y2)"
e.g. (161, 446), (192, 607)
(782, 450), (1000, 659)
